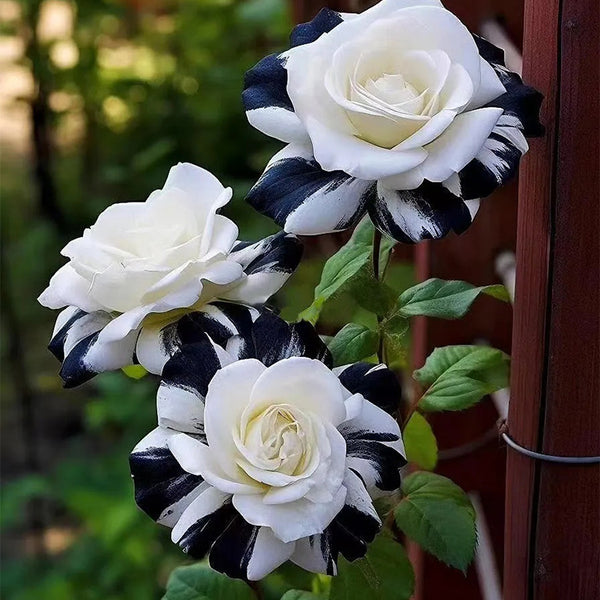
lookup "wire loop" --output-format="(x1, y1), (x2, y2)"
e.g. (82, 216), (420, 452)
(501, 431), (600, 464)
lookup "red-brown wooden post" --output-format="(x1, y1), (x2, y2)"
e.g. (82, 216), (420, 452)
(504, 0), (600, 596)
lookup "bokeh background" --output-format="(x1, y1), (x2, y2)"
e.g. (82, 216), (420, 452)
(0, 1), (300, 598)
(0, 2), (412, 598)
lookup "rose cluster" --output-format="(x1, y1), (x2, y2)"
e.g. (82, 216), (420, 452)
(39, 0), (541, 583)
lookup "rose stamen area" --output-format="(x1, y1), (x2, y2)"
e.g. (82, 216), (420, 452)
(240, 403), (312, 478)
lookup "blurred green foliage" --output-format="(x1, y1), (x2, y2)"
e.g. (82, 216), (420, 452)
(0, 373), (185, 600)
(0, 1), (414, 598)
(1, 0), (293, 598)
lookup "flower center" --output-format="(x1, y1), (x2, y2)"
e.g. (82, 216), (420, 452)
(240, 404), (312, 478)
(364, 73), (423, 111)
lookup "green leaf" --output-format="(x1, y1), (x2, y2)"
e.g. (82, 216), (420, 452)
(121, 364), (148, 379)
(299, 219), (398, 324)
(330, 534), (414, 600)
(380, 313), (410, 368)
(395, 472), (476, 572)
(348, 276), (397, 316)
(403, 413), (438, 470)
(328, 323), (379, 366)
(163, 564), (255, 600)
(396, 278), (509, 319)
(414, 345), (510, 412)
(299, 221), (374, 324)
(281, 591), (323, 600)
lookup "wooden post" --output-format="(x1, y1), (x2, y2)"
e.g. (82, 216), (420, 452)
(504, 0), (600, 596)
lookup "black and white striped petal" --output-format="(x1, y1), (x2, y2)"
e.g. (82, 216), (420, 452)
(210, 521), (294, 581)
(170, 486), (294, 581)
(290, 534), (338, 575)
(369, 180), (479, 243)
(338, 385), (407, 496)
(473, 34), (507, 68)
(490, 70), (544, 139)
(328, 469), (381, 561)
(160, 334), (232, 402)
(246, 144), (374, 235)
(242, 53), (307, 144)
(49, 307), (138, 387)
(344, 436), (406, 497)
(457, 35), (544, 200)
(291, 470), (381, 573)
(335, 363), (406, 495)
(49, 302), (260, 384)
(336, 362), (402, 416)
(170, 486), (236, 559)
(231, 311), (331, 366)
(242, 8), (343, 144)
(135, 302), (260, 375)
(225, 231), (303, 305)
(129, 428), (205, 528)
(289, 7), (344, 47)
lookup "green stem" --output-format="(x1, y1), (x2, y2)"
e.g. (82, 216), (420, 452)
(248, 581), (264, 600)
(372, 228), (382, 280)
(373, 229), (386, 363)
(402, 396), (421, 430)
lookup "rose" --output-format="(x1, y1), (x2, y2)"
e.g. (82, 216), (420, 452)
(130, 312), (406, 580)
(42, 163), (242, 317)
(243, 0), (543, 242)
(174, 358), (355, 544)
(287, 2), (507, 184)
(38, 163), (302, 386)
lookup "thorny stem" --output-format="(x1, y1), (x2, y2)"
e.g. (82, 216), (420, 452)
(372, 228), (382, 280)
(372, 229), (386, 363)
(373, 232), (408, 543)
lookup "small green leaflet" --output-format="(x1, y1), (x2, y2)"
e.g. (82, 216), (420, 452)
(396, 278), (509, 319)
(162, 564), (254, 600)
(395, 472), (476, 572)
(380, 313), (410, 369)
(121, 364), (148, 379)
(328, 323), (379, 366)
(298, 220), (373, 323)
(330, 534), (414, 600)
(298, 219), (395, 324)
(347, 276), (397, 317)
(414, 345), (510, 412)
(403, 412), (438, 470)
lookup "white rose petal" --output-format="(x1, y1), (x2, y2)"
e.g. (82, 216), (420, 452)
(247, 357), (349, 426)
(41, 163), (242, 316)
(40, 163), (248, 345)
(130, 317), (409, 579)
(175, 357), (354, 543)
(282, 1), (504, 184)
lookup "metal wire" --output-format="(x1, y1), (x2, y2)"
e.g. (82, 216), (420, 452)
(502, 432), (600, 464)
